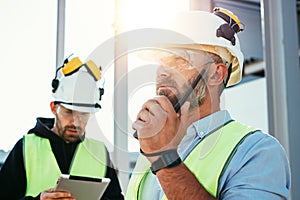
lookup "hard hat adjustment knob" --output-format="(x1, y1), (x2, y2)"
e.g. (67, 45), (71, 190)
(216, 23), (236, 46)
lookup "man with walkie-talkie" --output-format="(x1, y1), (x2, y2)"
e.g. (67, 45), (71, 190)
(127, 8), (291, 200)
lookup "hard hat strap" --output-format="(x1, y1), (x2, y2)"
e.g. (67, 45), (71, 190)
(223, 63), (232, 87)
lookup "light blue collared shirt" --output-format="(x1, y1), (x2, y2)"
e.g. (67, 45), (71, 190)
(139, 110), (291, 199)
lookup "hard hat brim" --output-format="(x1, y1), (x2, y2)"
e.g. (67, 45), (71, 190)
(61, 103), (100, 113)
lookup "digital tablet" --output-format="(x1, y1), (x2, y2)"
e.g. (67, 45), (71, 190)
(54, 174), (111, 200)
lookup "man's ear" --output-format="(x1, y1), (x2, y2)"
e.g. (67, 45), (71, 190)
(50, 101), (57, 115)
(208, 63), (228, 86)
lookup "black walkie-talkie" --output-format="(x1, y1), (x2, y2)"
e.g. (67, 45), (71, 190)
(133, 69), (206, 139)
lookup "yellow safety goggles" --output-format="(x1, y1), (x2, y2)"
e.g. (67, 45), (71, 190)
(62, 57), (101, 81)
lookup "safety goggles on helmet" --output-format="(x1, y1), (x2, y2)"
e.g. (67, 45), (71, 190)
(60, 57), (101, 81)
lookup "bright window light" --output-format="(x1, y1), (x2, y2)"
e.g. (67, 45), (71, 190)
(116, 0), (189, 31)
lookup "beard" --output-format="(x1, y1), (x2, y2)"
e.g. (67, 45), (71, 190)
(61, 125), (84, 142)
(55, 116), (84, 143)
(156, 77), (207, 110)
(157, 88), (180, 107)
(156, 78), (181, 107)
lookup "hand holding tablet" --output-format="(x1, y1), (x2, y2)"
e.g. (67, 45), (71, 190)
(54, 174), (111, 200)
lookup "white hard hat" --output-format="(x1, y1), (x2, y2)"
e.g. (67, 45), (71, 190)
(52, 57), (104, 113)
(159, 8), (244, 87)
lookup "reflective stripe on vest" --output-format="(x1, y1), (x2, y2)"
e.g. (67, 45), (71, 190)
(126, 121), (256, 199)
(24, 134), (107, 197)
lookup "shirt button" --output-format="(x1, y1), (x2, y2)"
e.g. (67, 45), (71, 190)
(199, 131), (204, 136)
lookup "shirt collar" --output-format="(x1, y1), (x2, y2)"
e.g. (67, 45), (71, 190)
(178, 110), (232, 157)
(191, 110), (232, 139)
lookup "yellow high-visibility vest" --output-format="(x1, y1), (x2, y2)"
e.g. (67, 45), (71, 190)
(24, 134), (107, 197)
(126, 121), (256, 199)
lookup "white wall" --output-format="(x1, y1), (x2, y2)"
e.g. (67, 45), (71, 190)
(222, 76), (269, 133)
(0, 0), (57, 151)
